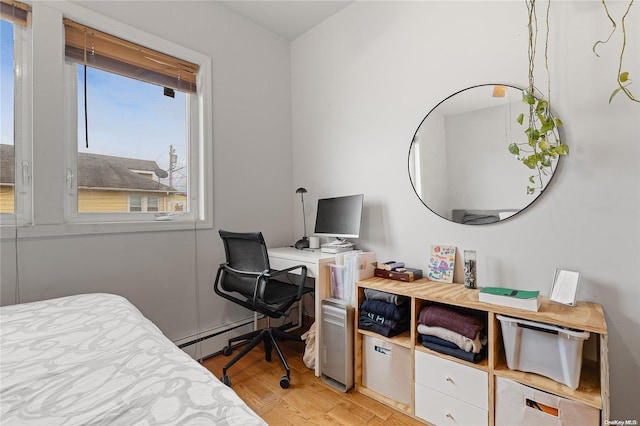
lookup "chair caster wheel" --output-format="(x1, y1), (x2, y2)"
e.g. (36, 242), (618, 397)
(222, 346), (232, 356)
(221, 375), (231, 386)
(279, 375), (290, 389)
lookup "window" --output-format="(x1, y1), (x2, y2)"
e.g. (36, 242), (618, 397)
(0, 0), (31, 224)
(128, 195), (159, 213)
(63, 16), (211, 227)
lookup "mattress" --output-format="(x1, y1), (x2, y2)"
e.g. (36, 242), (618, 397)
(0, 293), (266, 425)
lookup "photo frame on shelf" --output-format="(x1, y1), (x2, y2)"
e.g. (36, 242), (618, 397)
(427, 245), (456, 283)
(549, 269), (580, 306)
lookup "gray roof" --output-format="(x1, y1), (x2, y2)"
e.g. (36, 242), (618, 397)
(1, 144), (176, 192)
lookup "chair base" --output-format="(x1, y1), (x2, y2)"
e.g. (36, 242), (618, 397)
(221, 325), (303, 389)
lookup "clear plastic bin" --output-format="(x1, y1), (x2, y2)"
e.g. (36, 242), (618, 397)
(328, 263), (346, 300)
(497, 315), (590, 389)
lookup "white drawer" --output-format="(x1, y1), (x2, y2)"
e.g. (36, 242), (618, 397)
(269, 258), (318, 278)
(415, 350), (488, 410)
(415, 383), (488, 426)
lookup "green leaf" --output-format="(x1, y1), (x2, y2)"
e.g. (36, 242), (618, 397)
(508, 143), (520, 155)
(540, 121), (554, 133)
(538, 139), (549, 151)
(523, 93), (536, 105)
(523, 155), (537, 169)
(516, 113), (524, 125)
(527, 186), (535, 195)
(536, 99), (548, 114)
(556, 144), (569, 155)
(525, 128), (540, 145)
(620, 71), (629, 83)
(555, 118), (563, 127)
(529, 175), (535, 184)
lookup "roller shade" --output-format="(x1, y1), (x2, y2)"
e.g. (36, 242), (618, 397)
(1, 0), (30, 26)
(64, 18), (198, 94)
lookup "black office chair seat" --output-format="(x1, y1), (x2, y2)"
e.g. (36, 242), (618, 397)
(214, 230), (310, 389)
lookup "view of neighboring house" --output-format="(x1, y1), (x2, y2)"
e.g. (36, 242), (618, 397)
(0, 144), (185, 214)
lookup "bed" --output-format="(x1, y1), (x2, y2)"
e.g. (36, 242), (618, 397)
(0, 293), (267, 425)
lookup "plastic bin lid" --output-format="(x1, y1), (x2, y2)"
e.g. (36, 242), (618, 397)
(497, 314), (590, 340)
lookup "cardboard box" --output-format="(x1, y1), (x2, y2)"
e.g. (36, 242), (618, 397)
(362, 335), (411, 405)
(495, 377), (599, 426)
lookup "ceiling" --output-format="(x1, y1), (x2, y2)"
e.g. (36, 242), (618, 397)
(219, 1), (354, 40)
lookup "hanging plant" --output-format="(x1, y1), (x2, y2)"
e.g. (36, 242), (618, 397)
(508, 0), (568, 195)
(593, 0), (639, 104)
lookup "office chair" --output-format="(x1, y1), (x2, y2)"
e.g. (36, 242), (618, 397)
(214, 230), (310, 389)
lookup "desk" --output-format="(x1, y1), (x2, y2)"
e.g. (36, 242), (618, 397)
(268, 246), (335, 377)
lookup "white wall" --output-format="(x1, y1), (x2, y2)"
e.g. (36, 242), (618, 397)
(292, 1), (639, 418)
(0, 1), (295, 352)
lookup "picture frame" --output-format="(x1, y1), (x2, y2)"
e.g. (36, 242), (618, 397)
(549, 269), (580, 306)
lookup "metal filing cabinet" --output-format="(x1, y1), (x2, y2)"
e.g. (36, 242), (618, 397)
(321, 298), (354, 392)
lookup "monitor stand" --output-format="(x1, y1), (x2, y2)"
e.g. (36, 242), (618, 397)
(321, 238), (355, 254)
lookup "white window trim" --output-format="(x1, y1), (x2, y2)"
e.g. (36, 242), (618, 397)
(0, 16), (32, 227)
(57, 2), (213, 234)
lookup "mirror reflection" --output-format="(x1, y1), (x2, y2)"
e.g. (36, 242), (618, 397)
(409, 84), (559, 225)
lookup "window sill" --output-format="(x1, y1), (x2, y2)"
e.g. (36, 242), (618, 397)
(0, 219), (212, 240)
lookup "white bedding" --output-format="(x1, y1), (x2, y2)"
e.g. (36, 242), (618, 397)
(0, 293), (266, 425)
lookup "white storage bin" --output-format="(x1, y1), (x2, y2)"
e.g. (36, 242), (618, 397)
(495, 377), (599, 426)
(362, 335), (411, 405)
(497, 315), (590, 389)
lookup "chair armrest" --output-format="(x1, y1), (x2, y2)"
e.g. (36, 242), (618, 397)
(266, 264), (308, 300)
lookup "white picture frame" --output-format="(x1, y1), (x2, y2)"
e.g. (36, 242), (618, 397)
(549, 269), (580, 306)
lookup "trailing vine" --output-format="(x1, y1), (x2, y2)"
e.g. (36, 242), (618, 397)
(509, 0), (568, 195)
(593, 0), (639, 104)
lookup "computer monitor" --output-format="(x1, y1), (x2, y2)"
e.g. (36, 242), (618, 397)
(313, 194), (364, 240)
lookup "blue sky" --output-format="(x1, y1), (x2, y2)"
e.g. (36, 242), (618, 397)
(1, 20), (14, 147)
(1, 18), (188, 188)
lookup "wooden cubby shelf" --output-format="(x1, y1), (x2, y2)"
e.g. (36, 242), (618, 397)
(354, 276), (609, 426)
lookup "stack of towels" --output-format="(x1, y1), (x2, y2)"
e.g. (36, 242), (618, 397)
(417, 304), (487, 363)
(358, 288), (410, 337)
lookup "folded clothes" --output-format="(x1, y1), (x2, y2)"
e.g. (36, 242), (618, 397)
(360, 311), (406, 330)
(420, 338), (487, 364)
(358, 314), (408, 338)
(418, 304), (485, 340)
(363, 288), (409, 305)
(417, 324), (485, 353)
(360, 299), (409, 321)
(419, 334), (459, 350)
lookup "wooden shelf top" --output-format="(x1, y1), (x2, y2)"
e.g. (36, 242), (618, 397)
(358, 277), (607, 335)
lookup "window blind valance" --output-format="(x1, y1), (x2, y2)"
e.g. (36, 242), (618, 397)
(1, 0), (30, 26)
(64, 19), (198, 94)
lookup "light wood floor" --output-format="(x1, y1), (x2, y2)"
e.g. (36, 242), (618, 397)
(202, 334), (424, 425)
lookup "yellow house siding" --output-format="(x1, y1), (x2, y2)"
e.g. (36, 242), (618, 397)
(0, 186), (15, 214)
(78, 189), (186, 213)
(78, 190), (128, 212)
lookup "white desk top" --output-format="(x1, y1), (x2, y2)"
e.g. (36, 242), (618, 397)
(268, 246), (335, 263)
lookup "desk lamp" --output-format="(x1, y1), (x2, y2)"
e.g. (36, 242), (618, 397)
(294, 187), (309, 249)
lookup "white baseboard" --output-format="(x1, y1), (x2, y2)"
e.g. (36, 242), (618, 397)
(175, 316), (255, 360)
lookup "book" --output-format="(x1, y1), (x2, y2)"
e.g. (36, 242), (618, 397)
(374, 267), (423, 282)
(427, 245), (456, 283)
(478, 287), (541, 312)
(377, 261), (405, 271)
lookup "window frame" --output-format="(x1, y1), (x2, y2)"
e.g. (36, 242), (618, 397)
(0, 9), (32, 227)
(60, 5), (212, 232)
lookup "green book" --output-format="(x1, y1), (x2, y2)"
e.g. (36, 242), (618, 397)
(480, 287), (539, 299)
(479, 287), (540, 311)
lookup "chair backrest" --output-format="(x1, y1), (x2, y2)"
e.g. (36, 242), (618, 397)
(218, 230), (270, 298)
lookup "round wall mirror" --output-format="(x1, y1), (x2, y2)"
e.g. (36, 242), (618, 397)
(408, 84), (561, 225)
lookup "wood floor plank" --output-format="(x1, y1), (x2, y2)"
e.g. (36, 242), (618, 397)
(201, 330), (425, 425)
